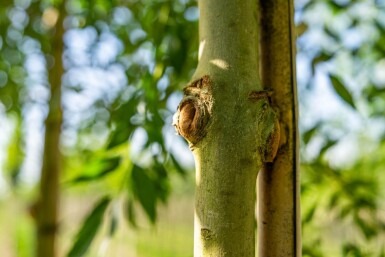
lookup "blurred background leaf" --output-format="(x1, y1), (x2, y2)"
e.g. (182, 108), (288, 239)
(67, 196), (111, 257)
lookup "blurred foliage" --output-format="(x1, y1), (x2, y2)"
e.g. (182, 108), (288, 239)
(1, 0), (197, 255)
(67, 196), (111, 257)
(3, 114), (24, 185)
(298, 0), (385, 256)
(1, 0), (385, 256)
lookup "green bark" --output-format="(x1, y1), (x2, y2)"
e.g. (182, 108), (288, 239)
(173, 1), (280, 256)
(35, 6), (64, 257)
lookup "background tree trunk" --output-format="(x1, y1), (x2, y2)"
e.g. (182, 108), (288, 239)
(174, 1), (280, 256)
(257, 1), (301, 257)
(35, 6), (64, 257)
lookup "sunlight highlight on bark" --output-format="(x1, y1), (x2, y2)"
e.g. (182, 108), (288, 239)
(209, 59), (229, 70)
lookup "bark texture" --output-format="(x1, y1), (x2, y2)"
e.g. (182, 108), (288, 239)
(257, 0), (301, 256)
(174, 1), (279, 256)
(35, 7), (64, 257)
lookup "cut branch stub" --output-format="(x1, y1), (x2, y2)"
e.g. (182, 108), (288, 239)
(248, 89), (273, 102)
(173, 76), (212, 144)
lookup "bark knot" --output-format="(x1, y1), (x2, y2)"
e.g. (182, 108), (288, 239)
(248, 89), (273, 102)
(249, 90), (280, 163)
(201, 228), (214, 241)
(173, 76), (212, 144)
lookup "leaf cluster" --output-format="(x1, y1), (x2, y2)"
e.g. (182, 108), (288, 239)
(298, 0), (385, 256)
(0, 0), (198, 255)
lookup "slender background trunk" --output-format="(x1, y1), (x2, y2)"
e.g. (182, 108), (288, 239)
(35, 6), (64, 257)
(257, 1), (301, 257)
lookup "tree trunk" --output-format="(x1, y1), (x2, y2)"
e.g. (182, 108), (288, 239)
(257, 1), (301, 257)
(35, 6), (64, 257)
(173, 1), (280, 256)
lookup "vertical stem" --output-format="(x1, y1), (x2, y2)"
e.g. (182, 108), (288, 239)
(35, 6), (65, 257)
(257, 1), (301, 257)
(191, 0), (261, 256)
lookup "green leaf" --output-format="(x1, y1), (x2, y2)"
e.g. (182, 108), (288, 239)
(107, 126), (132, 149)
(68, 156), (121, 184)
(4, 116), (24, 186)
(319, 138), (338, 157)
(311, 52), (332, 75)
(301, 1), (315, 11)
(354, 214), (377, 239)
(324, 26), (339, 42)
(328, 192), (339, 210)
(108, 207), (118, 237)
(107, 95), (140, 149)
(67, 196), (111, 257)
(303, 203), (317, 224)
(339, 204), (353, 219)
(329, 74), (356, 109)
(343, 243), (362, 257)
(328, 1), (351, 10)
(153, 163), (169, 203)
(123, 198), (137, 228)
(295, 22), (308, 38)
(302, 122), (320, 145)
(130, 164), (157, 223)
(170, 153), (186, 175)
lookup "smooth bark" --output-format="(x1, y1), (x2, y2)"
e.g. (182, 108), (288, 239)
(174, 1), (279, 256)
(191, 1), (260, 255)
(35, 7), (64, 257)
(257, 1), (301, 257)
